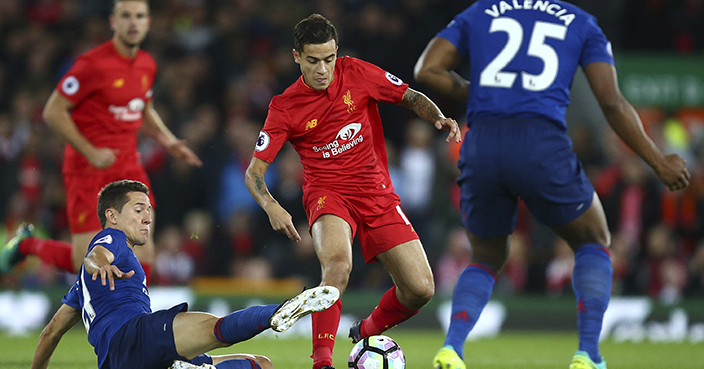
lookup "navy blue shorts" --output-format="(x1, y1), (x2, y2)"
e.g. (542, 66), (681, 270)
(458, 118), (594, 238)
(105, 303), (212, 369)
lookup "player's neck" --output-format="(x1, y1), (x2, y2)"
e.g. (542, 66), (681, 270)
(111, 37), (140, 59)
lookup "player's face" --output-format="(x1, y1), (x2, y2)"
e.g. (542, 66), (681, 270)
(110, 1), (150, 48)
(293, 39), (337, 91)
(113, 191), (152, 247)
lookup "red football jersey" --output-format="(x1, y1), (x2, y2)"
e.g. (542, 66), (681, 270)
(253, 56), (408, 195)
(56, 40), (156, 174)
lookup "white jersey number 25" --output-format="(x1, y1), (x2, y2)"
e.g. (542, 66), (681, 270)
(480, 18), (566, 91)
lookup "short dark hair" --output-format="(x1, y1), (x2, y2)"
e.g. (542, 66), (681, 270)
(97, 180), (150, 228)
(113, 0), (150, 14)
(294, 14), (338, 52)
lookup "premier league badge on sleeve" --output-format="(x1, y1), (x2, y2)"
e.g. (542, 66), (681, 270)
(385, 72), (403, 86)
(255, 131), (270, 152)
(62, 76), (80, 95)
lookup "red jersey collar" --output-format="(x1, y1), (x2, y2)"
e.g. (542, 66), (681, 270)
(110, 39), (139, 62)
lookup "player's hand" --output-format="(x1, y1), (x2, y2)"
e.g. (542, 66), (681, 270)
(87, 147), (119, 169)
(92, 264), (135, 291)
(653, 154), (691, 191)
(435, 117), (462, 143)
(166, 139), (203, 167)
(264, 203), (301, 242)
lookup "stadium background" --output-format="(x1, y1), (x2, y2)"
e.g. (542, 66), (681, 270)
(0, 0), (703, 355)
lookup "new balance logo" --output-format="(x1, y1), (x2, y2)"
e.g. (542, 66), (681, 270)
(305, 119), (318, 130)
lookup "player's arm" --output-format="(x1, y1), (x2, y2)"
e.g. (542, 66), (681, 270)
(32, 303), (81, 369)
(141, 101), (203, 167)
(414, 36), (469, 101)
(584, 61), (691, 191)
(84, 245), (135, 291)
(245, 157), (301, 242)
(399, 87), (462, 143)
(42, 91), (118, 169)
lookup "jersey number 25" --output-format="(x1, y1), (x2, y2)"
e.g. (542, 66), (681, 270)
(480, 19), (566, 92)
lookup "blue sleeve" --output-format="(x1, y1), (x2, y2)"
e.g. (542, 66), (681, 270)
(90, 229), (126, 260)
(436, 14), (470, 59)
(579, 15), (614, 67)
(61, 281), (81, 310)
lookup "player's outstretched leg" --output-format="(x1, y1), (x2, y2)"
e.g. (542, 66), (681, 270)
(270, 286), (340, 332)
(433, 345), (466, 369)
(0, 223), (33, 274)
(569, 350), (607, 369)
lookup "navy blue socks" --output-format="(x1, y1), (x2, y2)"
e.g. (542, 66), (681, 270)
(572, 244), (612, 363)
(213, 304), (278, 344)
(444, 263), (497, 359)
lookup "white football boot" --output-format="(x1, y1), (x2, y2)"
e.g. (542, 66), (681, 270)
(269, 286), (340, 332)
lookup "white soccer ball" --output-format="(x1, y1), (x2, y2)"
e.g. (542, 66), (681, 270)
(348, 335), (405, 369)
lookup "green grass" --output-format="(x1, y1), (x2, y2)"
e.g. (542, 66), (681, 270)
(1, 328), (702, 368)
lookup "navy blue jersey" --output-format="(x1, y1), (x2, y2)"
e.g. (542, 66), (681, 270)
(62, 228), (150, 368)
(437, 0), (613, 126)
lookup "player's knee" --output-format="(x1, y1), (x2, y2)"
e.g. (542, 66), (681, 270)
(583, 224), (611, 248)
(596, 228), (611, 248)
(417, 279), (435, 304)
(403, 277), (434, 307)
(470, 248), (508, 273)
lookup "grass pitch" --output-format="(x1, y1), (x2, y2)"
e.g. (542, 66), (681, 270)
(1, 328), (702, 368)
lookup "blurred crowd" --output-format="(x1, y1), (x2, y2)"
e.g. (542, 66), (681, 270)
(0, 0), (703, 304)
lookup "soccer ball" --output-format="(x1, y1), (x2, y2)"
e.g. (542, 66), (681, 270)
(348, 335), (405, 369)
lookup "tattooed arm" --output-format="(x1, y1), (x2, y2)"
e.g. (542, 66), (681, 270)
(245, 157), (301, 241)
(399, 87), (462, 143)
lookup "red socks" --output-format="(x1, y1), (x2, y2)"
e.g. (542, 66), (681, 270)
(360, 286), (418, 337)
(17, 237), (154, 284)
(19, 237), (75, 273)
(312, 299), (342, 369)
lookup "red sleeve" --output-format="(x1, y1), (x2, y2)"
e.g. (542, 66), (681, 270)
(145, 53), (157, 102)
(253, 99), (291, 163)
(349, 58), (408, 104)
(56, 55), (100, 105)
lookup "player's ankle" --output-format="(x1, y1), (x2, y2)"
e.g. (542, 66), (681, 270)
(312, 347), (333, 369)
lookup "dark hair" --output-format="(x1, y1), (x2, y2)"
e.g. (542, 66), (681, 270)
(97, 180), (150, 228)
(294, 14), (338, 52)
(113, 0), (150, 14)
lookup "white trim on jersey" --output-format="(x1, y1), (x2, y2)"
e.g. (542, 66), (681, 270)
(80, 265), (96, 333)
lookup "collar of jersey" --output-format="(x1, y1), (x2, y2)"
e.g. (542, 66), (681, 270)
(109, 39), (138, 63)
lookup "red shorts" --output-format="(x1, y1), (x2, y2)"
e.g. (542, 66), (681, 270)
(63, 164), (155, 234)
(303, 188), (419, 263)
